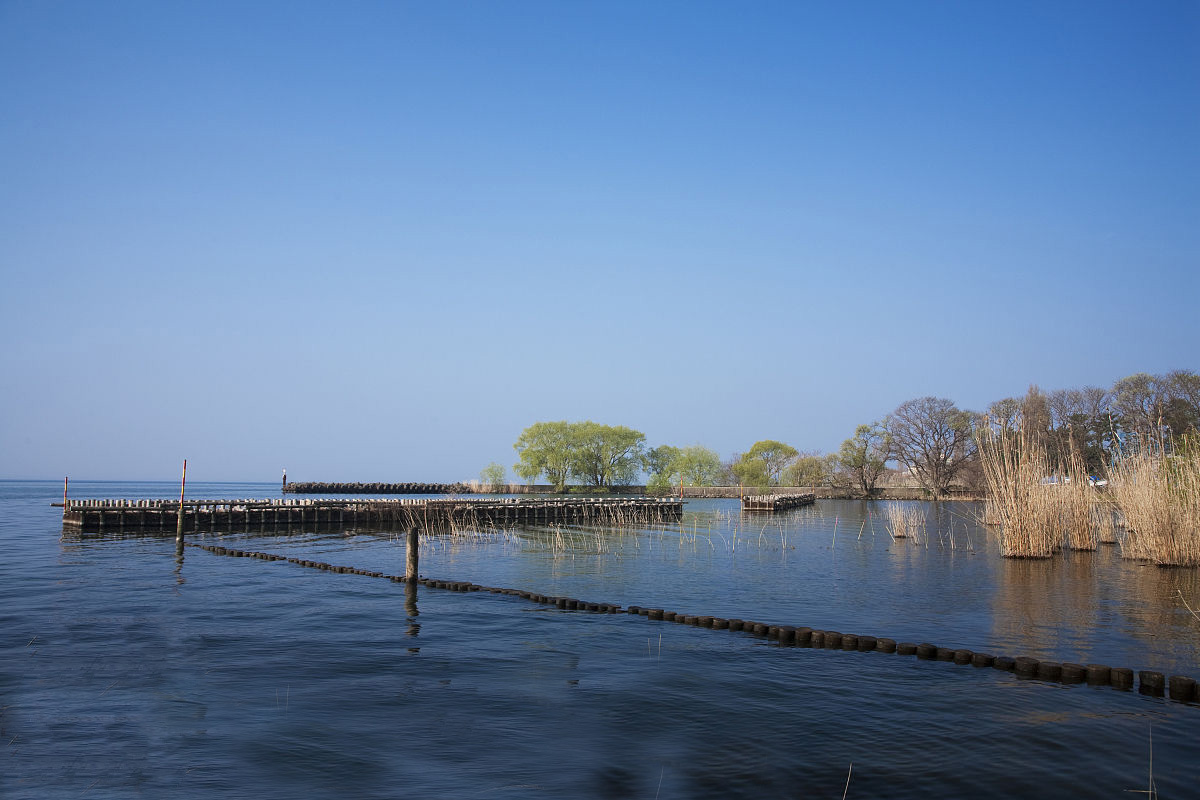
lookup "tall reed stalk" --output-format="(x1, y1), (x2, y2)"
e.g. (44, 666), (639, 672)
(978, 425), (1059, 558)
(1092, 499), (1118, 545)
(884, 502), (925, 543)
(1061, 446), (1098, 551)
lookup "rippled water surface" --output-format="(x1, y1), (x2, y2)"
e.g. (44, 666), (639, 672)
(3, 481), (1198, 798)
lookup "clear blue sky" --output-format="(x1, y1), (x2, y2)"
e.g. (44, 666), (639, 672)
(2, 1), (1196, 482)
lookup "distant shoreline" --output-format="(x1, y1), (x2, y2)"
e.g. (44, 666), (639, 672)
(2, 478), (982, 501)
(282, 481), (983, 501)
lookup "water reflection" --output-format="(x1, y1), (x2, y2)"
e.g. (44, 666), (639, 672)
(991, 555), (1098, 658)
(1118, 561), (1200, 667)
(399, 498), (1200, 677)
(44, 493), (1200, 680)
(405, 580), (420, 652)
(405, 580), (418, 619)
(12, 483), (1200, 800)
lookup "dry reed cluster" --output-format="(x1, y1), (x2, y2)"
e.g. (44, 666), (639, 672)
(1092, 499), (1118, 545)
(980, 422), (1200, 564)
(884, 502), (925, 543)
(1106, 438), (1200, 566)
(977, 426), (1099, 558)
(1060, 447), (1098, 551)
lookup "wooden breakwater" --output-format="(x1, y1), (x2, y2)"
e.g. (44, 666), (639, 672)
(57, 496), (683, 534)
(290, 482), (651, 495)
(283, 482), (469, 494)
(741, 493), (816, 512)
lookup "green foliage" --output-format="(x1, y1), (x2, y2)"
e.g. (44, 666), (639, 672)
(645, 472), (675, 496)
(733, 440), (798, 488)
(570, 422), (647, 486)
(783, 453), (835, 487)
(835, 423), (890, 494)
(479, 462), (506, 492)
(513, 421), (647, 490)
(644, 445), (681, 480)
(673, 445), (722, 486)
(644, 444), (722, 492)
(513, 421), (575, 492)
(731, 458), (770, 492)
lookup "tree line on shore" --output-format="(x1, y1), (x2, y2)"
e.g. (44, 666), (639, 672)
(483, 370), (1198, 499)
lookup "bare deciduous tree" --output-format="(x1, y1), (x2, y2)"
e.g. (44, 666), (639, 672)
(885, 397), (977, 500)
(1111, 370), (1200, 447)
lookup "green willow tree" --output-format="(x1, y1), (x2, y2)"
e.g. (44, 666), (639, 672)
(783, 452), (836, 487)
(513, 421), (647, 491)
(835, 423), (890, 495)
(512, 421), (576, 492)
(644, 445), (681, 481)
(644, 445), (682, 494)
(730, 457), (769, 491)
(646, 445), (722, 494)
(674, 445), (723, 486)
(571, 422), (647, 487)
(479, 462), (506, 492)
(732, 440), (798, 489)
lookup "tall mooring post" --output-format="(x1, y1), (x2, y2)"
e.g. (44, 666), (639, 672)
(176, 459), (187, 541)
(405, 527), (419, 581)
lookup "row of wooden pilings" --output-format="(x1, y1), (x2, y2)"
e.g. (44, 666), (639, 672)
(617, 613), (1198, 701)
(58, 496), (684, 533)
(740, 493), (817, 512)
(188, 541), (1198, 706)
(283, 482), (469, 494)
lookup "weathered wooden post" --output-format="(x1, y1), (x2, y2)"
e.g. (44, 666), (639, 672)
(405, 527), (419, 581)
(176, 459), (187, 540)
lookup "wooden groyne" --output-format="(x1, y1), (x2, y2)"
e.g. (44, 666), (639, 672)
(741, 493), (816, 512)
(57, 496), (683, 534)
(283, 482), (469, 494)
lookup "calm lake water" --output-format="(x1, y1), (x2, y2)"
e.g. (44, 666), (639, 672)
(3, 480), (1198, 799)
